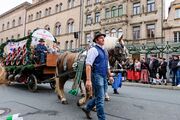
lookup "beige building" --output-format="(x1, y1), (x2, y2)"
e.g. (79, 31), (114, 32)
(0, 0), (178, 55)
(0, 0), (82, 50)
(164, 0), (180, 43)
(0, 2), (31, 44)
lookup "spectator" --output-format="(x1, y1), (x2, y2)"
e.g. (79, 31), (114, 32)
(170, 55), (179, 86)
(159, 58), (167, 85)
(176, 56), (180, 87)
(134, 59), (141, 82)
(148, 55), (159, 83)
(140, 58), (149, 84)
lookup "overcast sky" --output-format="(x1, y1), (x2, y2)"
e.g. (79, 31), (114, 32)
(0, 0), (175, 18)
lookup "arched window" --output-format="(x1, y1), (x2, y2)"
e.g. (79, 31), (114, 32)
(111, 6), (118, 17)
(45, 25), (50, 31)
(39, 11), (42, 18)
(55, 22), (61, 36)
(2, 24), (4, 31)
(118, 5), (123, 16)
(45, 8), (48, 16)
(7, 22), (10, 29)
(31, 14), (33, 21)
(69, 40), (73, 50)
(105, 30), (110, 37)
(59, 3), (62, 11)
(117, 28), (123, 38)
(11, 35), (14, 39)
(55, 4), (59, 12)
(49, 7), (51, 15)
(67, 19), (74, 33)
(18, 17), (21, 25)
(68, 0), (71, 8)
(105, 8), (110, 18)
(36, 12), (39, 19)
(111, 28), (116, 37)
(65, 41), (68, 50)
(12, 19), (15, 27)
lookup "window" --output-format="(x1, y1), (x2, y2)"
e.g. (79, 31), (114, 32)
(17, 34), (20, 38)
(28, 15), (31, 21)
(105, 8), (110, 18)
(87, 0), (91, 5)
(7, 22), (10, 29)
(111, 28), (117, 37)
(11, 36), (14, 39)
(45, 25), (50, 31)
(67, 19), (74, 33)
(2, 24), (4, 31)
(31, 14), (33, 21)
(59, 3), (62, 11)
(39, 11), (42, 18)
(49, 7), (51, 15)
(55, 4), (58, 12)
(147, 0), (155, 12)
(117, 28), (123, 38)
(86, 14), (92, 24)
(95, 0), (100, 3)
(105, 30), (110, 37)
(147, 24), (155, 38)
(111, 6), (118, 17)
(55, 22), (61, 36)
(176, 8), (180, 19)
(85, 33), (91, 44)
(18, 17), (21, 25)
(133, 26), (140, 40)
(36, 12), (39, 19)
(174, 31), (180, 42)
(69, 40), (73, 49)
(12, 20), (15, 27)
(65, 41), (68, 50)
(133, 2), (140, 15)
(95, 12), (100, 23)
(118, 5), (123, 16)
(68, 0), (75, 8)
(45, 8), (48, 16)
(6, 37), (8, 40)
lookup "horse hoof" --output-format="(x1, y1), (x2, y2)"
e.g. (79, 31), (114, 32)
(57, 95), (61, 100)
(105, 98), (110, 101)
(62, 100), (68, 104)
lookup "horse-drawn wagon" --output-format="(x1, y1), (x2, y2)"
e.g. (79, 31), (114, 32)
(0, 29), (58, 92)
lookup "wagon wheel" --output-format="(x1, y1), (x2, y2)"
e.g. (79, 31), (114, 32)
(27, 74), (37, 92)
(50, 81), (56, 89)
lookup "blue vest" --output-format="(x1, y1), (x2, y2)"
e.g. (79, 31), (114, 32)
(92, 45), (108, 77)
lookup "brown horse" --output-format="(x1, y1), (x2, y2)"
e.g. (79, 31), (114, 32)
(55, 35), (128, 105)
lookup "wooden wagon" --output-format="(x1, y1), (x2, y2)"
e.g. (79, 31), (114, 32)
(0, 29), (59, 92)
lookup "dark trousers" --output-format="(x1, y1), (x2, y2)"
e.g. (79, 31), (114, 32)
(172, 69), (177, 86)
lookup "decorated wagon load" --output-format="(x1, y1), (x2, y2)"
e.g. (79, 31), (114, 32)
(0, 29), (58, 91)
(0, 28), (56, 66)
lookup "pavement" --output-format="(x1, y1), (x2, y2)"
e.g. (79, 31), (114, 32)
(122, 81), (180, 90)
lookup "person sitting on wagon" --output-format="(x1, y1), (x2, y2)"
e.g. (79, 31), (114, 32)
(36, 39), (48, 64)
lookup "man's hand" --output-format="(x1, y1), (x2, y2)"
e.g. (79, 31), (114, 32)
(86, 80), (92, 91)
(109, 76), (114, 84)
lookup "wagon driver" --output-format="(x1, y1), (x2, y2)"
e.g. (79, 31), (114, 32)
(36, 38), (48, 64)
(82, 32), (114, 120)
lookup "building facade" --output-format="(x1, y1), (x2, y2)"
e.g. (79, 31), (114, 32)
(164, 0), (180, 43)
(0, 0), (82, 50)
(0, 0), (178, 54)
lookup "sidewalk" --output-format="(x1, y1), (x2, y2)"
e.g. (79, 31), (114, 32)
(122, 81), (180, 90)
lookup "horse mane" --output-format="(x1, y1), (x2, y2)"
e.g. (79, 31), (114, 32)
(104, 36), (118, 50)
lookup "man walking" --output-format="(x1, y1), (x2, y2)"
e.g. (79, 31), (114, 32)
(82, 32), (114, 120)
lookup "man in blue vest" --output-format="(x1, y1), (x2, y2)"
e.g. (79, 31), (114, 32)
(82, 32), (114, 120)
(36, 39), (48, 64)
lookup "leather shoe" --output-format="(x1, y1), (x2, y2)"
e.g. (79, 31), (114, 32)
(82, 107), (92, 119)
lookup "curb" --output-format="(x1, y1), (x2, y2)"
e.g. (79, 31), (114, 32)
(122, 82), (180, 90)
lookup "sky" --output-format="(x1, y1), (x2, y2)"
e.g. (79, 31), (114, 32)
(0, 0), (175, 18)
